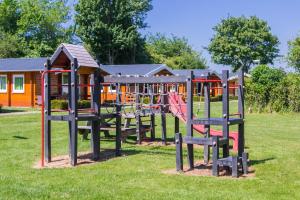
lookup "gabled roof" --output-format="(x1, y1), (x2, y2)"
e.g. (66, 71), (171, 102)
(101, 64), (174, 76)
(172, 69), (220, 79)
(50, 43), (99, 69)
(0, 57), (46, 72)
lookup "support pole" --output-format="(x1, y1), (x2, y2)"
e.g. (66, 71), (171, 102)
(90, 69), (101, 160)
(115, 83), (122, 156)
(135, 84), (142, 144)
(149, 84), (155, 140)
(44, 59), (51, 163)
(186, 71), (194, 169)
(212, 136), (219, 176)
(204, 79), (211, 164)
(175, 133), (183, 171)
(160, 84), (167, 145)
(222, 70), (229, 158)
(238, 69), (245, 157)
(70, 58), (78, 166)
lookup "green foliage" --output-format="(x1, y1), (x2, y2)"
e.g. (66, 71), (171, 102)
(51, 99), (68, 110)
(287, 36), (300, 72)
(75, 0), (152, 64)
(245, 65), (285, 112)
(0, 32), (25, 57)
(17, 0), (72, 57)
(51, 99), (91, 110)
(270, 73), (300, 112)
(0, 104), (2, 113)
(0, 0), (72, 58)
(245, 65), (300, 113)
(0, 0), (20, 33)
(208, 16), (279, 72)
(146, 33), (206, 69)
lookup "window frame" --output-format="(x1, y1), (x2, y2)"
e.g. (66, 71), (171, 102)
(0, 74), (7, 93)
(12, 74), (25, 93)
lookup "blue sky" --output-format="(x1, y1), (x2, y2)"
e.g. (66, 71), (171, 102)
(140, 0), (300, 71)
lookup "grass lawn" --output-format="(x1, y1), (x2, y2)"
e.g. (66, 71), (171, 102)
(0, 101), (299, 199)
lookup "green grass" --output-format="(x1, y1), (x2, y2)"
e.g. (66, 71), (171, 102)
(0, 101), (300, 199)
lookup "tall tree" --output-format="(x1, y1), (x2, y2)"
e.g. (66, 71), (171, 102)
(0, 0), (20, 33)
(146, 33), (206, 69)
(207, 16), (279, 72)
(287, 36), (300, 72)
(75, 0), (152, 64)
(17, 0), (72, 57)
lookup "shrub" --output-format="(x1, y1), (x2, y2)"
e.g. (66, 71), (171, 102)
(245, 65), (286, 112)
(51, 100), (91, 110)
(0, 104), (2, 113)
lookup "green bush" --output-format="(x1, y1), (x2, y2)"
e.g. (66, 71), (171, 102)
(0, 104), (2, 113)
(51, 100), (91, 110)
(245, 65), (286, 112)
(270, 73), (300, 112)
(51, 100), (68, 110)
(193, 95), (223, 102)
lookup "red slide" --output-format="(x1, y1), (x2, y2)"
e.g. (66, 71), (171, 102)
(168, 92), (238, 151)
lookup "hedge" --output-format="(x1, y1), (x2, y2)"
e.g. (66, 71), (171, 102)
(51, 100), (91, 110)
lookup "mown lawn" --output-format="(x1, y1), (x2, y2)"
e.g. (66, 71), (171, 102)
(0, 101), (299, 200)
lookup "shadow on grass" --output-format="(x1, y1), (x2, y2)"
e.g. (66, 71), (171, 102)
(250, 157), (275, 166)
(0, 108), (27, 114)
(0, 135), (29, 140)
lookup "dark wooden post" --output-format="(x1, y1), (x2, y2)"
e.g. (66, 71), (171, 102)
(204, 79), (211, 164)
(67, 70), (72, 158)
(160, 84), (167, 145)
(149, 84), (155, 140)
(175, 133), (183, 171)
(115, 82), (122, 156)
(135, 84), (142, 144)
(186, 71), (194, 169)
(90, 69), (101, 160)
(238, 69), (245, 158)
(212, 136), (219, 176)
(70, 58), (79, 166)
(222, 70), (229, 158)
(44, 59), (51, 163)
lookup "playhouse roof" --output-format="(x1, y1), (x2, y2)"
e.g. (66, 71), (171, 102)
(0, 57), (46, 72)
(101, 64), (174, 76)
(50, 43), (100, 69)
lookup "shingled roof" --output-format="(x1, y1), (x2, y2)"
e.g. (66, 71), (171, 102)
(50, 43), (99, 69)
(172, 69), (220, 78)
(0, 57), (46, 72)
(101, 64), (174, 76)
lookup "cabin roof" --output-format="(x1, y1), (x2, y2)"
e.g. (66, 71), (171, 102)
(101, 64), (174, 76)
(172, 69), (220, 78)
(50, 43), (100, 69)
(0, 57), (46, 72)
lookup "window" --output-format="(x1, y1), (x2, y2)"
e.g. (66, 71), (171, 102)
(0, 75), (7, 93)
(108, 85), (116, 93)
(13, 74), (24, 93)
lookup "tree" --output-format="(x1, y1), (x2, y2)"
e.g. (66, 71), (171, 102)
(287, 36), (300, 72)
(17, 0), (72, 57)
(0, 0), (20, 33)
(75, 0), (152, 64)
(146, 33), (206, 69)
(0, 0), (72, 58)
(207, 16), (279, 72)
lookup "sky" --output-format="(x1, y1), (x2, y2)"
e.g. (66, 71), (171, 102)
(140, 0), (300, 71)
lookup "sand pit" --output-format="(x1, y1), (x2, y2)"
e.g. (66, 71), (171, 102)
(34, 149), (123, 169)
(162, 161), (255, 179)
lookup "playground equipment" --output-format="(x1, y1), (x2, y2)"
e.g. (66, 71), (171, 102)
(41, 44), (248, 177)
(41, 44), (121, 167)
(104, 70), (249, 177)
(173, 70), (248, 177)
